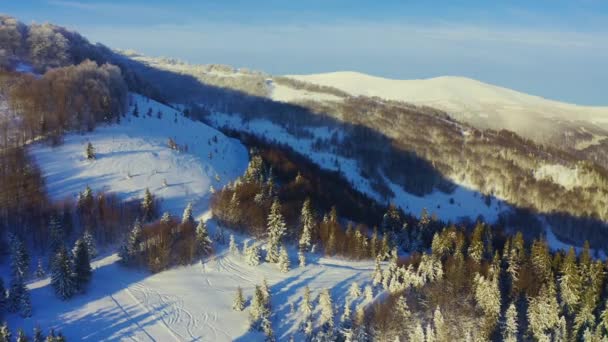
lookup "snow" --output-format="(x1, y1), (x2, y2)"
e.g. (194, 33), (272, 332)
(533, 164), (584, 191)
(209, 113), (505, 223)
(6, 225), (376, 341)
(29, 94), (249, 215)
(286, 71), (608, 130)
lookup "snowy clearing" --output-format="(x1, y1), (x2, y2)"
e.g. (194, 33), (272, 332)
(29, 94), (249, 215)
(6, 224), (376, 341)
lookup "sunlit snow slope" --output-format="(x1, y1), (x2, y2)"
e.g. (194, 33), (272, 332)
(29, 94), (249, 215)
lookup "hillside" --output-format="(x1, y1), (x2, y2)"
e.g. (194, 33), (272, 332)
(284, 71), (608, 154)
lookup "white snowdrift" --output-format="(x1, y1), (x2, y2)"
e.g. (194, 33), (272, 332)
(29, 94), (249, 215)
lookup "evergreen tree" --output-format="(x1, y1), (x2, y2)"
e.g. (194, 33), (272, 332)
(82, 230), (97, 259)
(409, 322), (425, 342)
(468, 223), (485, 263)
(229, 234), (239, 256)
(19, 284), (32, 317)
(33, 326), (44, 342)
(141, 188), (155, 222)
(195, 220), (212, 256)
(72, 238), (92, 292)
(261, 316), (275, 342)
(364, 285), (374, 302)
(348, 282), (361, 299)
(372, 257), (383, 286)
(35, 259), (45, 279)
(16, 328), (27, 342)
(85, 142), (95, 160)
(119, 219), (142, 265)
(319, 288), (334, 329)
(10, 235), (30, 279)
(298, 250), (306, 268)
(502, 303), (518, 342)
(559, 247), (581, 313)
(51, 246), (75, 300)
(245, 244), (261, 266)
(261, 278), (271, 309)
(277, 246), (290, 273)
(249, 285), (268, 330)
(266, 199), (286, 263)
(433, 306), (447, 342)
(0, 322), (10, 342)
(301, 286), (313, 318)
(48, 216), (64, 266)
(233, 286), (245, 311)
(299, 198), (314, 252)
(527, 283), (560, 341)
(182, 202), (195, 226)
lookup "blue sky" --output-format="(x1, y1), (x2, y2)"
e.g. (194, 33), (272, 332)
(5, 0), (608, 105)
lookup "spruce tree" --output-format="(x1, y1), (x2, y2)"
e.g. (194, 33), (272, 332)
(300, 286), (313, 318)
(348, 282), (361, 299)
(18, 282), (32, 317)
(299, 198), (314, 252)
(266, 199), (286, 263)
(35, 259), (45, 279)
(233, 286), (245, 311)
(119, 220), (142, 265)
(72, 238), (92, 292)
(141, 188), (155, 222)
(502, 303), (518, 342)
(245, 244), (261, 266)
(229, 234), (239, 256)
(85, 142), (95, 160)
(182, 203), (195, 226)
(559, 247), (581, 313)
(195, 220), (212, 257)
(277, 246), (290, 273)
(51, 246), (75, 300)
(48, 216), (64, 266)
(82, 230), (97, 259)
(33, 326), (44, 342)
(0, 322), (10, 342)
(433, 306), (447, 342)
(16, 328), (26, 342)
(298, 250), (306, 268)
(249, 285), (267, 330)
(319, 288), (334, 329)
(0, 278), (5, 314)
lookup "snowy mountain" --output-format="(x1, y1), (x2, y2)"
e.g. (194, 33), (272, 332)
(283, 71), (608, 150)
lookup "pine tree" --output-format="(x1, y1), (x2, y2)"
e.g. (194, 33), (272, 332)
(372, 257), (383, 286)
(51, 246), (75, 300)
(319, 288), (334, 329)
(141, 188), (155, 222)
(433, 306), (447, 342)
(266, 199), (286, 263)
(182, 202), (194, 225)
(301, 286), (313, 318)
(229, 234), (239, 256)
(261, 316), (275, 342)
(559, 247), (581, 313)
(502, 303), (518, 342)
(18, 282), (32, 317)
(364, 285), (374, 302)
(48, 216), (64, 265)
(249, 285), (268, 330)
(119, 219), (142, 264)
(35, 259), (45, 279)
(261, 278), (271, 309)
(277, 246), (290, 273)
(233, 286), (245, 311)
(85, 142), (95, 160)
(409, 322), (425, 342)
(348, 282), (361, 299)
(245, 244), (261, 266)
(298, 250), (306, 268)
(468, 223), (485, 263)
(33, 326), (44, 342)
(10, 235), (30, 279)
(425, 324), (436, 342)
(299, 198), (314, 252)
(72, 238), (92, 292)
(16, 328), (26, 342)
(0, 322), (10, 342)
(82, 230), (97, 259)
(527, 283), (560, 341)
(0, 278), (5, 313)
(195, 220), (212, 256)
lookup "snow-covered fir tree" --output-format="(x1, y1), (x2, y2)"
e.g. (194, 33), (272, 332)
(364, 285), (374, 302)
(82, 230), (97, 259)
(319, 288), (334, 329)
(372, 257), (383, 286)
(51, 245), (75, 300)
(72, 238), (92, 292)
(527, 283), (560, 341)
(558, 247), (581, 313)
(425, 323), (436, 342)
(301, 286), (313, 318)
(473, 272), (501, 323)
(261, 278), (271, 309)
(249, 285), (269, 330)
(265, 199), (286, 263)
(298, 250), (306, 268)
(9, 235), (29, 280)
(502, 302), (518, 342)
(348, 282), (361, 299)
(229, 234), (239, 255)
(299, 198), (314, 252)
(33, 326), (44, 342)
(141, 188), (155, 222)
(8, 272), (30, 317)
(245, 244), (261, 266)
(195, 220), (212, 256)
(119, 219), (143, 264)
(277, 246), (290, 273)
(433, 306), (447, 342)
(16, 328), (27, 342)
(233, 286), (245, 311)
(0, 322), (10, 342)
(182, 202), (195, 225)
(261, 316), (275, 342)
(85, 142), (95, 160)
(160, 212), (171, 224)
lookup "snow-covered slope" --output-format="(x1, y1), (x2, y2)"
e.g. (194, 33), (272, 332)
(286, 72), (608, 148)
(7, 226), (376, 341)
(29, 94), (249, 215)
